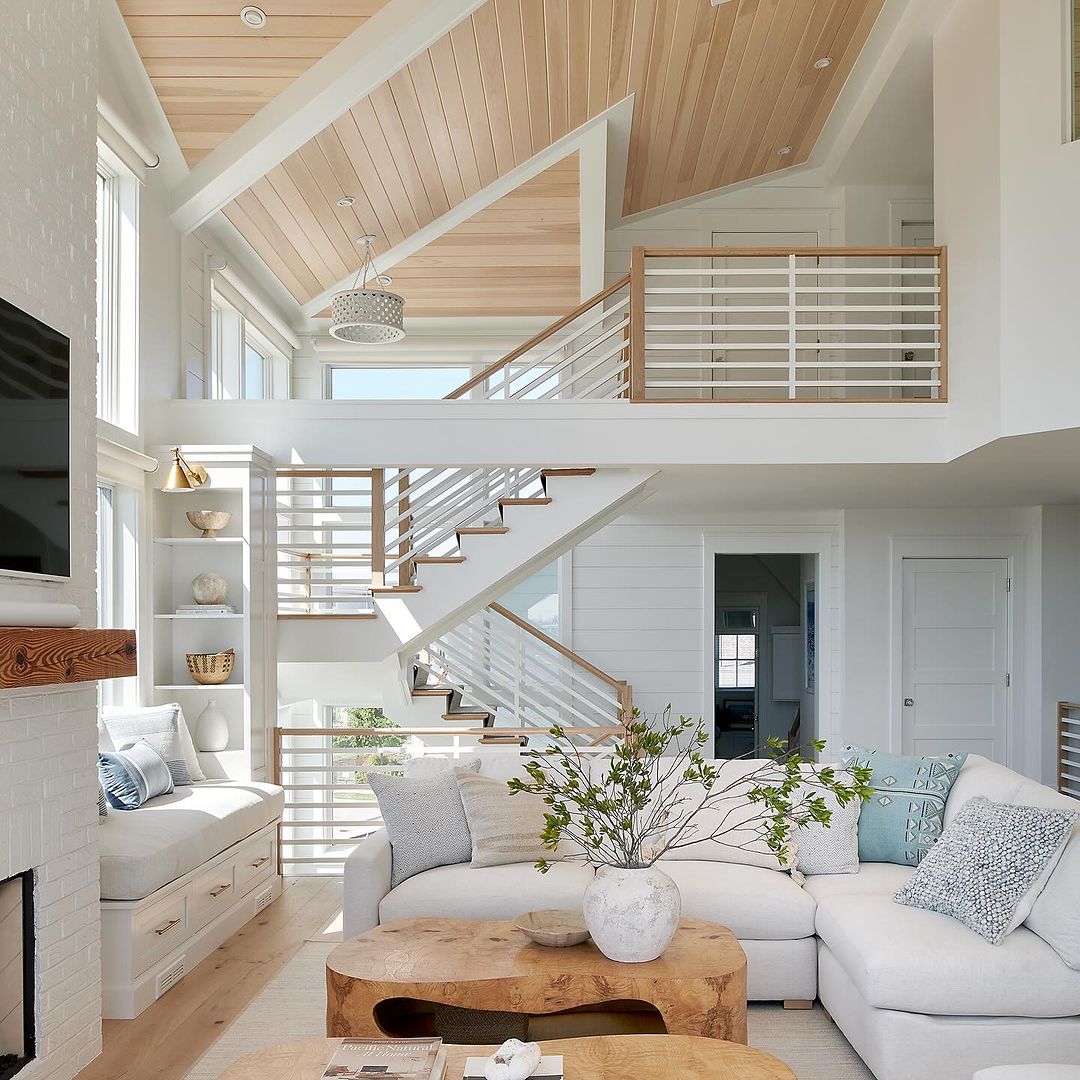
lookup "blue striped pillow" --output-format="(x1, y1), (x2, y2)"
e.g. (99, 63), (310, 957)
(99, 741), (174, 810)
(101, 706), (191, 786)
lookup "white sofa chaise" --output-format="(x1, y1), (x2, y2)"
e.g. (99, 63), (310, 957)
(100, 779), (283, 1019)
(343, 754), (1080, 1080)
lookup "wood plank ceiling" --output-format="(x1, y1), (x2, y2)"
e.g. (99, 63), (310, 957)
(122, 0), (886, 312)
(118, 1), (391, 165)
(368, 154), (580, 318)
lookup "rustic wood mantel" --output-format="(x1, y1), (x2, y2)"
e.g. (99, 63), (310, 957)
(0, 628), (137, 688)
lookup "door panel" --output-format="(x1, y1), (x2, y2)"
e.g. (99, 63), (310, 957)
(901, 558), (1008, 763)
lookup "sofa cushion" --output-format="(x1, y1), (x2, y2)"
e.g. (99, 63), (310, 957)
(659, 861), (816, 940)
(815, 893), (1080, 1017)
(98, 780), (284, 900)
(802, 862), (913, 904)
(380, 861), (595, 924)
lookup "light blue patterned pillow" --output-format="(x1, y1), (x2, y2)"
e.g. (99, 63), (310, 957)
(841, 745), (967, 866)
(99, 741), (174, 810)
(101, 706), (191, 786)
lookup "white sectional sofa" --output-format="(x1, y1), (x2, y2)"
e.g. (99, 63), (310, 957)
(100, 779), (283, 1018)
(343, 754), (1080, 1080)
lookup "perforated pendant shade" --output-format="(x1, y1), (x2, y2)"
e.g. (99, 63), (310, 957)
(329, 288), (406, 344)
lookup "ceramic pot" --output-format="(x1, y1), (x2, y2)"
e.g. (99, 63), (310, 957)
(582, 864), (681, 963)
(191, 572), (228, 605)
(194, 699), (229, 752)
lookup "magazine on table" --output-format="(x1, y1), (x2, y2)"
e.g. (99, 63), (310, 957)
(322, 1038), (445, 1080)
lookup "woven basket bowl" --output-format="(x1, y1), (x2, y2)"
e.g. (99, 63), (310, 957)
(185, 649), (235, 685)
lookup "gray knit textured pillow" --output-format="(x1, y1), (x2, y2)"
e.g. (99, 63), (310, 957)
(895, 795), (1078, 944)
(369, 760), (480, 888)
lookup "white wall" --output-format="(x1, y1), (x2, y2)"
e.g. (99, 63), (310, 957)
(0, 2), (102, 1077)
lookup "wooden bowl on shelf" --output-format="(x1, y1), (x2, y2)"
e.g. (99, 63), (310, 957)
(185, 510), (232, 538)
(185, 649), (235, 685)
(514, 909), (590, 947)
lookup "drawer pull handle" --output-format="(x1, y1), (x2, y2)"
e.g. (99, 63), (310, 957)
(209, 883), (231, 898)
(249, 856), (270, 869)
(154, 918), (181, 936)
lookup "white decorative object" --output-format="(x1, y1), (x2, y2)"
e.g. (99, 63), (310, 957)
(194, 699), (229, 752)
(582, 864), (681, 963)
(483, 1039), (542, 1080)
(329, 235), (405, 344)
(191, 572), (228, 605)
(0, 600), (80, 627)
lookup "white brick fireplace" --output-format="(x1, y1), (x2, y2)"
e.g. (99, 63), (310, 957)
(0, 2), (102, 1079)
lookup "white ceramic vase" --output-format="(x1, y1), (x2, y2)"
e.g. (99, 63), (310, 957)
(582, 864), (681, 963)
(194, 699), (229, 752)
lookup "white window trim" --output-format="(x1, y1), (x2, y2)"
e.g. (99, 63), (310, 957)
(97, 478), (140, 706)
(210, 289), (288, 400)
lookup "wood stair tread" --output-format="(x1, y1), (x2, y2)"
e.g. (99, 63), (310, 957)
(411, 687), (452, 698)
(456, 526), (509, 535)
(370, 584), (423, 593)
(540, 468), (596, 477)
(442, 711), (493, 722)
(414, 555), (466, 564)
(498, 497), (552, 506)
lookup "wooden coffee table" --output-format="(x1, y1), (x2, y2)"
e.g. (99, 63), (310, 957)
(220, 1035), (796, 1080)
(326, 917), (747, 1043)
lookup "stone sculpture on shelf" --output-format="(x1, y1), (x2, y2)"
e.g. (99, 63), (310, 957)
(191, 573), (228, 605)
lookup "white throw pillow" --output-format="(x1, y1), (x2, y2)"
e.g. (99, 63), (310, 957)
(102, 703), (206, 783)
(1025, 821), (1080, 967)
(793, 792), (861, 876)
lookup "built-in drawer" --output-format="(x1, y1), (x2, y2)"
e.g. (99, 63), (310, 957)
(189, 858), (237, 932)
(133, 886), (189, 974)
(236, 831), (275, 894)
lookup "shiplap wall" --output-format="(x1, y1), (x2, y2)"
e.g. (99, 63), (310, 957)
(182, 232), (210, 399)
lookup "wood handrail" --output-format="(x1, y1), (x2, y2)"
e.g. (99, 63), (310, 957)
(488, 601), (629, 697)
(640, 246), (945, 257)
(445, 275), (631, 400)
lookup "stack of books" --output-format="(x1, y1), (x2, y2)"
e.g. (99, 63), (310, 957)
(175, 604), (236, 616)
(322, 1038), (447, 1080)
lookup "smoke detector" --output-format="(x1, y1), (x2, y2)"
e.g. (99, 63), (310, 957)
(239, 6), (267, 29)
(337, 196), (356, 208)
(813, 56), (833, 70)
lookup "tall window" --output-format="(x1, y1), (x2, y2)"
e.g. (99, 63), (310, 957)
(242, 341), (267, 399)
(96, 483), (115, 631)
(96, 480), (138, 705)
(328, 365), (472, 400)
(209, 289), (285, 399)
(95, 149), (137, 431)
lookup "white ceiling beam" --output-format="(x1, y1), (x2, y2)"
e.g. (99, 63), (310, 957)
(301, 97), (636, 318)
(169, 0), (487, 234)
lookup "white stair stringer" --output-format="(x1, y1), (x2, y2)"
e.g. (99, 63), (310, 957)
(277, 467), (656, 666)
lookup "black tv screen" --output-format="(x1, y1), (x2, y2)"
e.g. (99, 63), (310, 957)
(0, 295), (70, 578)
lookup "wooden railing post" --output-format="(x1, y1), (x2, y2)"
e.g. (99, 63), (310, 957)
(371, 468), (385, 588)
(397, 472), (413, 587)
(629, 246), (646, 401)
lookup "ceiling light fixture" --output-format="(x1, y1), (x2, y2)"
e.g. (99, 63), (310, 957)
(813, 56), (833, 69)
(329, 235), (405, 345)
(776, 146), (792, 156)
(239, 6), (267, 29)
(336, 196), (355, 207)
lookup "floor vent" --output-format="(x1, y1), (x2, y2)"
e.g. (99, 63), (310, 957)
(254, 884), (274, 914)
(156, 957), (186, 998)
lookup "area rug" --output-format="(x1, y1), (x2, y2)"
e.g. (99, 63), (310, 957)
(184, 941), (873, 1080)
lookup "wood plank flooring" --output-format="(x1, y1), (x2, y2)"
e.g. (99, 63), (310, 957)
(76, 877), (343, 1080)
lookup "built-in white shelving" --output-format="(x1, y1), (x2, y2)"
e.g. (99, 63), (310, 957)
(153, 613), (244, 621)
(155, 536), (244, 546)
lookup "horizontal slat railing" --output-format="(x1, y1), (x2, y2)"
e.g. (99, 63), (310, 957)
(1059, 702), (1080, 799)
(445, 276), (631, 401)
(633, 246), (947, 402)
(274, 725), (617, 874)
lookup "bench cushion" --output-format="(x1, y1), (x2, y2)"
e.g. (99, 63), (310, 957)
(816, 893), (1080, 1017)
(99, 780), (283, 900)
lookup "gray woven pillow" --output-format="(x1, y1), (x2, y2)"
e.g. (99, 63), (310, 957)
(369, 760), (480, 888)
(895, 795), (1079, 944)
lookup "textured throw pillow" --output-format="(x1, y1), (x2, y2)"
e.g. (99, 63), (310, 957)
(99, 741), (175, 810)
(793, 789), (862, 876)
(842, 745), (966, 866)
(369, 760), (480, 888)
(455, 767), (562, 869)
(895, 795), (1079, 944)
(101, 703), (198, 786)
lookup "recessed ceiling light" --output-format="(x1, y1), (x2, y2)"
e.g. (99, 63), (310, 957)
(813, 56), (833, 70)
(336, 196), (355, 207)
(776, 146), (792, 156)
(239, 6), (267, 29)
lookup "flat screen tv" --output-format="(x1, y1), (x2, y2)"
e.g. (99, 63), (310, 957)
(0, 295), (70, 578)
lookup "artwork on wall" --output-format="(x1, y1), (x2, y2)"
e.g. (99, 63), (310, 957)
(805, 583), (816, 693)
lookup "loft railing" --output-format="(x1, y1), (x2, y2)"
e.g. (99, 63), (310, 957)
(445, 247), (947, 403)
(420, 602), (632, 742)
(1058, 702), (1080, 799)
(275, 466), (551, 614)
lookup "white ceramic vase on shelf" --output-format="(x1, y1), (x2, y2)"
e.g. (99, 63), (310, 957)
(194, 699), (229, 752)
(582, 864), (681, 963)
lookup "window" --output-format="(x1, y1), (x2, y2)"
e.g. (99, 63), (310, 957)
(95, 148), (138, 431)
(716, 632), (757, 689)
(242, 342), (267, 399)
(96, 483), (114, 631)
(96, 480), (139, 705)
(328, 365), (473, 400)
(209, 289), (286, 399)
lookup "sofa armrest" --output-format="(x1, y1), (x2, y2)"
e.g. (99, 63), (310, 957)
(343, 828), (393, 939)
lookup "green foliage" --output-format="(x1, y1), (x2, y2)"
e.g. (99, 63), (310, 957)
(507, 707), (873, 874)
(330, 707), (406, 783)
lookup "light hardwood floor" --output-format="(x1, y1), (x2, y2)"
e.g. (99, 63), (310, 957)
(77, 877), (343, 1080)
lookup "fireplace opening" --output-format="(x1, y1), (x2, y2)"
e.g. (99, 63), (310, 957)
(0, 871), (35, 1080)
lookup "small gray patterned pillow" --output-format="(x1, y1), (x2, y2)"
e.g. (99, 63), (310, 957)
(794, 792), (861, 876)
(895, 795), (1079, 944)
(369, 760), (480, 888)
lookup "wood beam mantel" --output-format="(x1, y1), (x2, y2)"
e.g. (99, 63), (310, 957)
(0, 628), (137, 689)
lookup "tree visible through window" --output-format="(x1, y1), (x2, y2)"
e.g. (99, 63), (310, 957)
(327, 706), (406, 783)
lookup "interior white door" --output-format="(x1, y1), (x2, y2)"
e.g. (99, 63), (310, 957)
(901, 558), (1008, 763)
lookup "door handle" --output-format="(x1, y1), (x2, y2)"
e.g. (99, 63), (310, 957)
(903, 698), (914, 707)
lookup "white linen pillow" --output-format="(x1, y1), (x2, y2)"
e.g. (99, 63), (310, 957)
(1024, 820), (1080, 967)
(102, 703), (205, 783)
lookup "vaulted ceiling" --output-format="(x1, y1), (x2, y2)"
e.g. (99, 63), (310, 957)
(120, 0), (887, 316)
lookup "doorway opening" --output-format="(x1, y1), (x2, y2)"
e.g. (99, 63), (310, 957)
(713, 554), (817, 759)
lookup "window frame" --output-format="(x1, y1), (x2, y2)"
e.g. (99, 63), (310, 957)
(96, 478), (139, 706)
